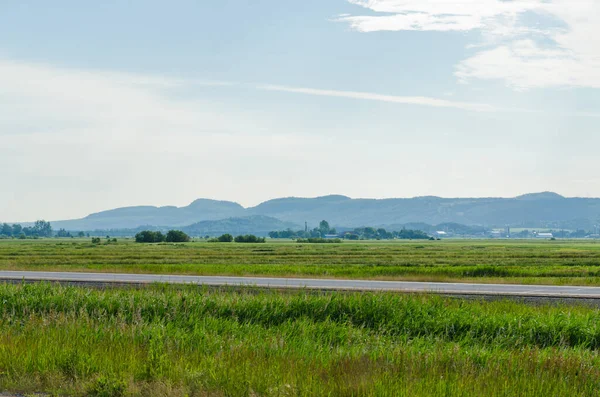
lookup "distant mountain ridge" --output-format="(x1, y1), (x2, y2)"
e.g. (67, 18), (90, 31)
(51, 192), (600, 231)
(53, 199), (244, 230)
(71, 216), (298, 237)
(181, 216), (299, 237)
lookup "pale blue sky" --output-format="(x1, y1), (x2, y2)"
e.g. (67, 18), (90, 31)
(1, 0), (599, 221)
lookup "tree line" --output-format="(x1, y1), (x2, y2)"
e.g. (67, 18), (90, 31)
(1, 221), (92, 239)
(135, 230), (191, 243)
(0, 220), (52, 238)
(207, 234), (266, 243)
(134, 230), (267, 243)
(269, 220), (337, 239)
(269, 220), (430, 240)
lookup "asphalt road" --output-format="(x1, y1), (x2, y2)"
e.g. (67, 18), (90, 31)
(2, 270), (600, 298)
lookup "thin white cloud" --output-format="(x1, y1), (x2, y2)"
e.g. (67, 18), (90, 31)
(0, 59), (323, 220)
(339, 0), (600, 89)
(257, 84), (497, 112)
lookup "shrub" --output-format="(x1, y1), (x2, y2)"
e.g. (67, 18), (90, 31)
(166, 230), (190, 243)
(91, 237), (101, 244)
(87, 375), (126, 397)
(234, 234), (266, 243)
(217, 234), (233, 243)
(135, 231), (165, 243)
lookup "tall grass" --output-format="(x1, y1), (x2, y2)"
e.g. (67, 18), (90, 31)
(0, 282), (599, 396)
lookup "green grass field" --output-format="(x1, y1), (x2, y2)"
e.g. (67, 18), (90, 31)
(1, 282), (600, 396)
(2, 239), (600, 285)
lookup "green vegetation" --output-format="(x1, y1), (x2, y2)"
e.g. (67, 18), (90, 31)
(342, 227), (430, 240)
(234, 234), (266, 243)
(0, 282), (599, 396)
(207, 233), (234, 243)
(3, 239), (600, 285)
(297, 237), (343, 243)
(270, 223), (430, 240)
(135, 231), (166, 243)
(207, 234), (266, 243)
(165, 230), (190, 243)
(0, 220), (52, 238)
(269, 219), (337, 239)
(135, 230), (189, 243)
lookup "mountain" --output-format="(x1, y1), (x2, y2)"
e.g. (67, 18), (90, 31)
(250, 193), (600, 229)
(52, 199), (245, 230)
(50, 192), (600, 231)
(181, 216), (300, 237)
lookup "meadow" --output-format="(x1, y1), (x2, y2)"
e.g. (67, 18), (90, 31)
(2, 239), (600, 285)
(1, 282), (600, 396)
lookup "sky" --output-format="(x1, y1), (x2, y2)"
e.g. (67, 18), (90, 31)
(1, 0), (599, 221)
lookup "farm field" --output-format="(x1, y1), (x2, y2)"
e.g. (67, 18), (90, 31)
(1, 282), (600, 396)
(2, 239), (600, 285)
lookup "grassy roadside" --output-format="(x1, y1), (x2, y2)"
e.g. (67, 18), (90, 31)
(1, 283), (600, 396)
(2, 239), (600, 285)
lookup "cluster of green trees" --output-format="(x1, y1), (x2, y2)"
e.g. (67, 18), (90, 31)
(207, 234), (234, 243)
(297, 238), (342, 244)
(269, 220), (430, 240)
(55, 229), (86, 238)
(269, 220), (337, 239)
(207, 234), (265, 243)
(343, 227), (430, 240)
(0, 221), (52, 239)
(234, 235), (266, 243)
(135, 230), (190, 243)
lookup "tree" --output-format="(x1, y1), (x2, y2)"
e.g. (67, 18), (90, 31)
(319, 220), (331, 235)
(217, 234), (233, 243)
(78, 231), (85, 238)
(33, 220), (52, 237)
(12, 224), (22, 236)
(269, 229), (299, 239)
(56, 229), (72, 238)
(234, 234), (266, 243)
(135, 231), (166, 243)
(1, 223), (12, 236)
(166, 230), (190, 243)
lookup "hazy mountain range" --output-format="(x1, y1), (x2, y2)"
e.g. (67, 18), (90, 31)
(50, 192), (600, 233)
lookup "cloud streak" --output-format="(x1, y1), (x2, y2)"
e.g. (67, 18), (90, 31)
(339, 0), (600, 89)
(257, 84), (497, 112)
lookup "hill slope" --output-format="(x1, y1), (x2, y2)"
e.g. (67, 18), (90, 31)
(182, 216), (300, 237)
(248, 193), (600, 229)
(51, 192), (600, 231)
(52, 199), (245, 230)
